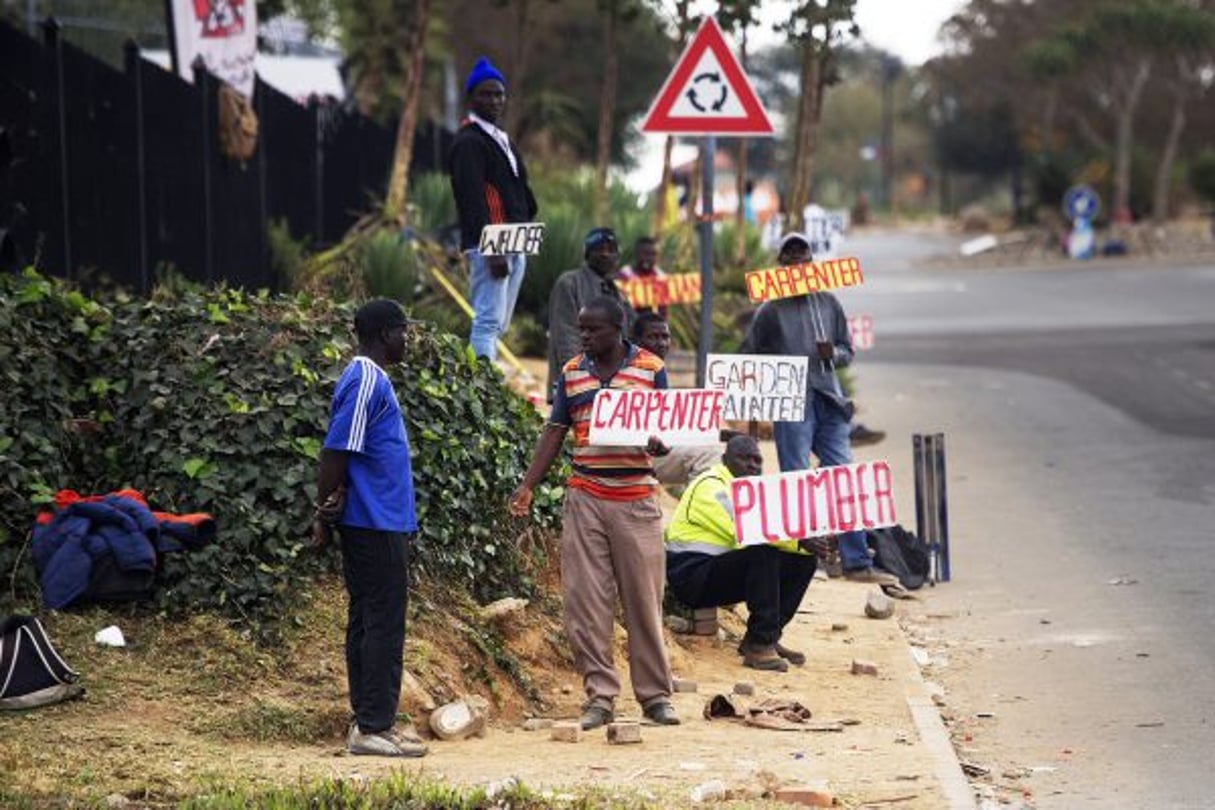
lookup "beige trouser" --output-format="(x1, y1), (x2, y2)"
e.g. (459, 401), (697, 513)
(561, 487), (673, 710)
(652, 445), (722, 485)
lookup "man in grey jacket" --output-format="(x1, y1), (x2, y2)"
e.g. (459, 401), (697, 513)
(546, 227), (635, 400)
(740, 232), (896, 586)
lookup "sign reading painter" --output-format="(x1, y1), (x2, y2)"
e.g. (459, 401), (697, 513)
(744, 257), (864, 303)
(705, 354), (807, 422)
(619, 273), (702, 309)
(169, 0), (257, 97)
(479, 223), (546, 256)
(588, 389), (723, 446)
(731, 461), (897, 546)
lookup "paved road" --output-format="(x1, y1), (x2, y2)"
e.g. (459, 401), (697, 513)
(837, 229), (1215, 808)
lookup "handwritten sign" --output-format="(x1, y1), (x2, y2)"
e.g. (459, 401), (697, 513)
(705, 354), (807, 422)
(744, 257), (864, 303)
(618, 273), (702, 309)
(731, 461), (897, 545)
(478, 223), (546, 256)
(847, 315), (874, 350)
(588, 389), (723, 446)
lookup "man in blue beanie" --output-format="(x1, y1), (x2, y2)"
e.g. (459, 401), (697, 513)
(448, 56), (538, 361)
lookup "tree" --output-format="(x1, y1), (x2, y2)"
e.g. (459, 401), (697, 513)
(777, 0), (858, 232)
(385, 0), (432, 219)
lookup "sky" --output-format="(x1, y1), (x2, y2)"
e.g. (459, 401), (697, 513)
(851, 0), (966, 66)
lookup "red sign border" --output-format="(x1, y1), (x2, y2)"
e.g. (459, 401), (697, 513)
(640, 17), (773, 136)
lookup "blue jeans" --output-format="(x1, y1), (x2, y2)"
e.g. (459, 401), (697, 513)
(468, 250), (527, 360)
(773, 394), (870, 571)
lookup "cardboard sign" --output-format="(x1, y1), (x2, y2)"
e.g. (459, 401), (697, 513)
(848, 315), (874, 350)
(731, 461), (897, 545)
(744, 257), (864, 303)
(618, 273), (702, 309)
(168, 0), (257, 97)
(588, 389), (723, 446)
(478, 223), (546, 256)
(705, 354), (808, 422)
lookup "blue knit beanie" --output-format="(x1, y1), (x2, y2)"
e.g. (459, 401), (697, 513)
(465, 57), (507, 95)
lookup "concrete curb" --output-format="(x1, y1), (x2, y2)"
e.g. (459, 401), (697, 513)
(904, 645), (976, 810)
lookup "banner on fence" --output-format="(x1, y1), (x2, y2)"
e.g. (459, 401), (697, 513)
(618, 273), (702, 309)
(731, 461), (897, 545)
(704, 354), (807, 422)
(744, 257), (864, 303)
(588, 389), (723, 446)
(848, 314), (874, 350)
(478, 223), (546, 256)
(168, 0), (258, 97)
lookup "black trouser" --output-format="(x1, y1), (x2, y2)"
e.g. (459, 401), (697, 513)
(667, 546), (816, 647)
(339, 527), (409, 734)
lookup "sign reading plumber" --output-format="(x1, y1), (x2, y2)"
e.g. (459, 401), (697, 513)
(704, 354), (808, 422)
(588, 389), (723, 446)
(169, 0), (257, 97)
(731, 461), (898, 545)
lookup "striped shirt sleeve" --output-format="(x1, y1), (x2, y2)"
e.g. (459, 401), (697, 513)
(324, 360), (380, 454)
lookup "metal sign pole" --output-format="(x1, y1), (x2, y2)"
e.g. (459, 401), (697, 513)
(696, 135), (715, 386)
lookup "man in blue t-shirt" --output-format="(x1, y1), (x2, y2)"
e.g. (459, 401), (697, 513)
(313, 298), (425, 758)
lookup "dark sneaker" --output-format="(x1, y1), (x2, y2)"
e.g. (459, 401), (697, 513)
(850, 424), (886, 447)
(579, 704), (614, 731)
(642, 701), (681, 726)
(347, 724), (428, 757)
(743, 645), (789, 672)
(775, 642), (806, 666)
(843, 566), (899, 586)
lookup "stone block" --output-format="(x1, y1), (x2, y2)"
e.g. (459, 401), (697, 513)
(606, 721), (642, 744)
(550, 720), (582, 742)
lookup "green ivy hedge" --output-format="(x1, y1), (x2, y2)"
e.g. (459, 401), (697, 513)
(0, 271), (564, 638)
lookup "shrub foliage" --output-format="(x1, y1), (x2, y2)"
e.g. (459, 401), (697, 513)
(0, 271), (564, 637)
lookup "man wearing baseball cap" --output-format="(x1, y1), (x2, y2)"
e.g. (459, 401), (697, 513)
(741, 235), (897, 587)
(545, 226), (635, 400)
(313, 298), (427, 757)
(448, 56), (539, 361)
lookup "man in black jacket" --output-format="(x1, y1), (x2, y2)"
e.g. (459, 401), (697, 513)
(448, 57), (538, 360)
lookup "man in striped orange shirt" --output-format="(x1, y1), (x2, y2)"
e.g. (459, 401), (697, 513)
(509, 296), (680, 731)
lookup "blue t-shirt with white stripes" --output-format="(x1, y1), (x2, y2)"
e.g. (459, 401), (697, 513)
(323, 356), (418, 533)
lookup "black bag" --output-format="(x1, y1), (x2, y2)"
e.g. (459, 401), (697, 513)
(867, 525), (931, 590)
(0, 615), (84, 710)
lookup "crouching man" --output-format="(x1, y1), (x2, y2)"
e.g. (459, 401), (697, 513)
(664, 436), (823, 673)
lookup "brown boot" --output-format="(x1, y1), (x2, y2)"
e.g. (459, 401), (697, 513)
(743, 644), (789, 672)
(775, 642), (806, 666)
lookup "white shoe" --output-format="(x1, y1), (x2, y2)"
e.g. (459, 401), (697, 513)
(347, 723), (428, 757)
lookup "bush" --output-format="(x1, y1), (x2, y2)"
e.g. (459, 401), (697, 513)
(1191, 150), (1215, 207)
(0, 272), (565, 638)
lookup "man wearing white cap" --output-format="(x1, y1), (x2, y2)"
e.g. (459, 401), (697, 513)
(740, 234), (897, 586)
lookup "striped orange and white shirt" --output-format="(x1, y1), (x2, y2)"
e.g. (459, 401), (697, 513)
(549, 342), (667, 501)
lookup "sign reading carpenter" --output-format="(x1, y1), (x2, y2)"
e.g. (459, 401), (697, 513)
(744, 257), (864, 303)
(478, 223), (546, 256)
(588, 388), (724, 446)
(704, 354), (808, 422)
(731, 461), (898, 546)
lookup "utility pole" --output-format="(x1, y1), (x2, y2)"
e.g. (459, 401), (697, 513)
(879, 55), (900, 213)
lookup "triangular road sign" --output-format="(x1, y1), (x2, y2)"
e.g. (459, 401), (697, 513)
(641, 16), (773, 137)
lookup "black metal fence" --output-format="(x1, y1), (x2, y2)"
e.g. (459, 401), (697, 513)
(0, 18), (450, 292)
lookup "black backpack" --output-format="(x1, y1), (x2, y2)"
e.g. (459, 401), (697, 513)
(867, 525), (932, 590)
(0, 615), (84, 710)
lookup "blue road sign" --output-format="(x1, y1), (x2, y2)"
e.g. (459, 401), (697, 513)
(1063, 185), (1101, 221)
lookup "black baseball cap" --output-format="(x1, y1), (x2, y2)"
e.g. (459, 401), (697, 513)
(583, 227), (618, 257)
(354, 298), (418, 337)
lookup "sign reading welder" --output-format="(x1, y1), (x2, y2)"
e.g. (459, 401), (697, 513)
(588, 389), (724, 446)
(478, 223), (546, 256)
(705, 354), (808, 422)
(744, 257), (864, 303)
(731, 461), (897, 546)
(618, 273), (702, 309)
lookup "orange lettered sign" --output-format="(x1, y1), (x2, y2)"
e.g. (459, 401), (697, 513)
(744, 257), (864, 303)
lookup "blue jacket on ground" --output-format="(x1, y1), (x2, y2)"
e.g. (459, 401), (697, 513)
(31, 496), (160, 610)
